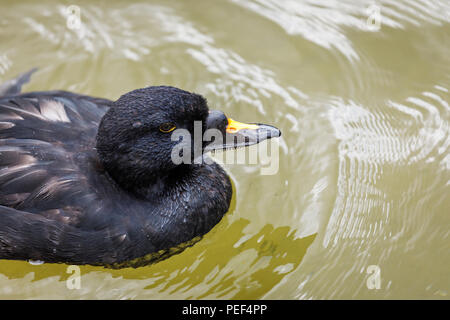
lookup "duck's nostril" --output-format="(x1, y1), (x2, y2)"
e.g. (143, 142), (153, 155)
(206, 110), (228, 131)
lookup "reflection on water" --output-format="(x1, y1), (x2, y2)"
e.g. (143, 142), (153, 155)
(0, 216), (316, 299)
(0, 0), (449, 299)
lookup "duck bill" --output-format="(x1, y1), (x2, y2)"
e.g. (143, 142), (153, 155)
(205, 117), (281, 152)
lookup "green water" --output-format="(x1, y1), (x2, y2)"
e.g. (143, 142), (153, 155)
(0, 0), (449, 299)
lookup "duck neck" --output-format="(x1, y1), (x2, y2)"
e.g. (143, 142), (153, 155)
(102, 160), (196, 199)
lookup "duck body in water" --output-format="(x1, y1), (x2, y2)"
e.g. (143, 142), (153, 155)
(0, 69), (280, 267)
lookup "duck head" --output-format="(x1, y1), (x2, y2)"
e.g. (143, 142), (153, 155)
(96, 86), (281, 192)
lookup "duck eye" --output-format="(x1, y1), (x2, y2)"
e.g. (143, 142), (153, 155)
(159, 122), (176, 133)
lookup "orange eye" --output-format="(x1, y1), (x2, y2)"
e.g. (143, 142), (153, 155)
(159, 122), (176, 133)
